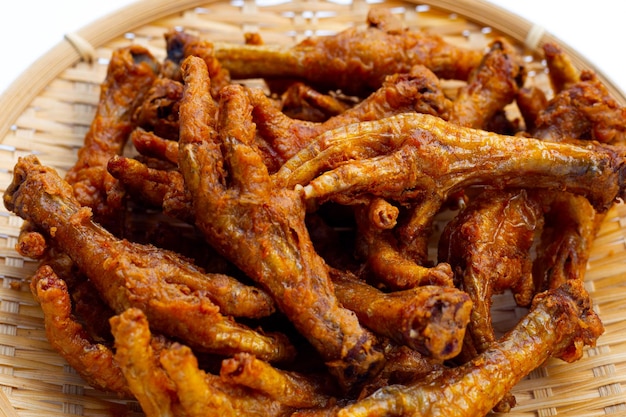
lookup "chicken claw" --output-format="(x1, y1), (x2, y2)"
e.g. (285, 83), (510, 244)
(30, 264), (131, 396)
(335, 280), (604, 417)
(178, 56), (385, 391)
(4, 155), (292, 362)
(213, 8), (482, 95)
(277, 112), (626, 213)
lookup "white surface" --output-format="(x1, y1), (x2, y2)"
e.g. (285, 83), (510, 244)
(0, 0), (624, 97)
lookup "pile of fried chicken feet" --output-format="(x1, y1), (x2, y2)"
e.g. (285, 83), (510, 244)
(5, 8), (626, 417)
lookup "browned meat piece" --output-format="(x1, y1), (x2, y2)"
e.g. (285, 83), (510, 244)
(249, 64), (451, 166)
(65, 45), (160, 230)
(220, 353), (334, 409)
(543, 41), (581, 93)
(353, 198), (454, 289)
(213, 9), (482, 96)
(333, 280), (604, 417)
(30, 264), (131, 396)
(113, 308), (310, 417)
(107, 155), (192, 222)
(276, 112), (626, 215)
(534, 70), (626, 144)
(531, 70), (626, 289)
(130, 128), (179, 165)
(177, 56), (385, 391)
(110, 308), (185, 417)
(438, 189), (543, 358)
(449, 39), (523, 129)
(516, 86), (548, 132)
(329, 268), (471, 360)
(164, 29), (231, 95)
(4, 156), (295, 362)
(280, 82), (353, 122)
(132, 78), (184, 141)
(533, 193), (600, 291)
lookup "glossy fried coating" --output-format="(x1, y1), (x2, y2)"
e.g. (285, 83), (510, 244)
(65, 45), (159, 228)
(112, 308), (299, 417)
(531, 70), (626, 289)
(276, 112), (626, 214)
(107, 154), (193, 223)
(329, 268), (471, 360)
(334, 280), (604, 417)
(220, 353), (333, 408)
(362, 343), (444, 396)
(130, 128), (179, 165)
(214, 9), (482, 96)
(534, 70), (626, 144)
(249, 64), (451, 166)
(516, 85), (548, 132)
(280, 82), (353, 122)
(132, 78), (184, 141)
(110, 308), (184, 417)
(165, 29), (231, 97)
(353, 198), (454, 289)
(162, 344), (294, 417)
(449, 39), (523, 129)
(4, 156), (295, 363)
(438, 189), (543, 357)
(533, 193), (599, 291)
(177, 56), (384, 390)
(30, 264), (131, 396)
(543, 41), (580, 93)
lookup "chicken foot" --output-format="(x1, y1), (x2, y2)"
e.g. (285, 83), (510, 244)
(213, 8), (482, 96)
(334, 279), (604, 417)
(4, 155), (294, 362)
(178, 56), (385, 391)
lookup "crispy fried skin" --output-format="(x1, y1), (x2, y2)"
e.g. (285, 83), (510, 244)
(30, 264), (131, 396)
(164, 29), (232, 97)
(249, 64), (451, 166)
(516, 86), (548, 132)
(131, 128), (179, 164)
(65, 45), (159, 229)
(533, 193), (599, 291)
(334, 280), (604, 417)
(543, 41), (580, 93)
(534, 71), (626, 144)
(178, 56), (384, 391)
(4, 156), (294, 362)
(438, 189), (543, 358)
(449, 39), (523, 129)
(107, 155), (193, 223)
(162, 346), (293, 417)
(531, 71), (626, 289)
(354, 199), (454, 289)
(276, 112), (626, 214)
(110, 308), (183, 417)
(113, 309), (296, 417)
(132, 78), (184, 141)
(280, 82), (353, 122)
(220, 352), (333, 408)
(329, 268), (471, 360)
(214, 9), (482, 96)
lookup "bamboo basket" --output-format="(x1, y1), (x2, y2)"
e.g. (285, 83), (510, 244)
(0, 0), (625, 416)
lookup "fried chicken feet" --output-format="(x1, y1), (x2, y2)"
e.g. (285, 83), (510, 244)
(214, 8), (482, 96)
(277, 112), (626, 213)
(335, 280), (603, 417)
(178, 56), (384, 391)
(5, 155), (293, 362)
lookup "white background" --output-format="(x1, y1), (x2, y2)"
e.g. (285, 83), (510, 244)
(0, 0), (624, 96)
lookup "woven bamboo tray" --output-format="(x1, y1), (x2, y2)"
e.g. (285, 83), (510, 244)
(0, 0), (625, 416)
